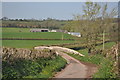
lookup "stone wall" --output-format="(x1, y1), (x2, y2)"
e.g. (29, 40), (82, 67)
(1, 47), (56, 61)
(106, 43), (119, 77)
(106, 44), (118, 61)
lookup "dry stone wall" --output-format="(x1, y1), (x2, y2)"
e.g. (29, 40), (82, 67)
(106, 43), (119, 77)
(106, 44), (118, 61)
(1, 47), (57, 61)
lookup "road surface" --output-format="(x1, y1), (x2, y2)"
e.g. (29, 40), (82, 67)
(54, 51), (97, 78)
(35, 46), (97, 78)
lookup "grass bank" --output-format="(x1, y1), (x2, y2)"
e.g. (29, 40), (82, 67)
(2, 47), (67, 79)
(67, 42), (117, 78)
(3, 56), (67, 79)
(68, 53), (116, 78)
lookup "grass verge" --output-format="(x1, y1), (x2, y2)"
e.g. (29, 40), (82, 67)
(67, 53), (116, 78)
(2, 56), (67, 79)
(67, 42), (117, 78)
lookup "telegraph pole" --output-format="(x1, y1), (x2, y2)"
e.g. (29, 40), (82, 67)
(103, 30), (105, 50)
(62, 32), (63, 40)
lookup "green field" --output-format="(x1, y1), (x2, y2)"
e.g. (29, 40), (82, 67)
(95, 42), (116, 49)
(1, 28), (77, 48)
(2, 40), (74, 48)
(77, 42), (116, 56)
(2, 28), (76, 39)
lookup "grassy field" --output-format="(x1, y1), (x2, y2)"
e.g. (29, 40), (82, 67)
(95, 42), (116, 50)
(77, 42), (116, 56)
(2, 28), (76, 39)
(1, 28), (77, 48)
(2, 40), (74, 48)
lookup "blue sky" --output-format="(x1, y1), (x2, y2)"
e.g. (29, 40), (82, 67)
(2, 2), (118, 20)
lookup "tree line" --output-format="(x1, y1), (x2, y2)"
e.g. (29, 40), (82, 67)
(62, 2), (118, 54)
(1, 17), (71, 29)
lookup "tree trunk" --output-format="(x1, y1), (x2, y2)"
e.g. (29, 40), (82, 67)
(88, 47), (92, 54)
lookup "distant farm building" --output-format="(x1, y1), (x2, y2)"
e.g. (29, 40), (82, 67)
(30, 29), (68, 33)
(51, 29), (67, 33)
(30, 29), (50, 32)
(68, 32), (81, 37)
(51, 30), (57, 32)
(55, 30), (68, 33)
